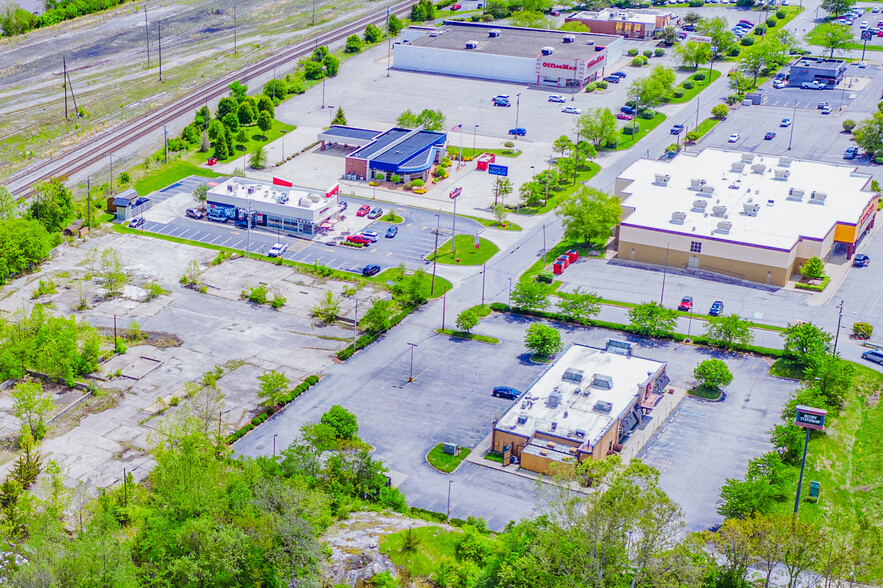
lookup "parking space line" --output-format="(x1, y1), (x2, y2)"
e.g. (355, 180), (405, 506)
(209, 235), (224, 244)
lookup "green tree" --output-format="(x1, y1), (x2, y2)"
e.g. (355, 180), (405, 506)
(694, 358), (733, 390)
(704, 314), (754, 350)
(0, 186), (20, 220)
(519, 180), (544, 206)
(510, 280), (550, 312)
(345, 34), (363, 53)
(228, 80), (248, 102)
(626, 66), (674, 133)
(221, 111), (240, 134)
(456, 309), (479, 333)
(237, 101), (256, 126)
(822, 0), (856, 17)
(782, 322), (833, 364)
(393, 268), (431, 306)
(628, 301), (678, 337)
(854, 111), (883, 157)
(553, 135), (574, 157)
(410, 0), (436, 22)
(30, 178), (73, 233)
(661, 25), (678, 45)
(484, 0), (510, 18)
(711, 103), (729, 119)
(396, 108), (446, 131)
(311, 45), (329, 62)
(492, 177), (512, 206)
(816, 23), (853, 57)
(683, 11), (702, 25)
(363, 298), (395, 332)
(674, 40), (712, 69)
(697, 16), (737, 58)
(557, 287), (601, 323)
(250, 144), (267, 169)
(258, 369), (290, 407)
(311, 291), (340, 325)
(388, 14), (403, 36)
(323, 54), (340, 77)
(556, 186), (621, 246)
(509, 9), (550, 28)
(216, 96), (238, 120)
(304, 60), (324, 80)
(12, 380), (54, 439)
(524, 323), (562, 357)
(262, 79), (286, 102)
(256, 94), (275, 117)
(100, 248), (128, 296)
(192, 183), (208, 205)
(804, 355), (855, 410)
(576, 107), (618, 148)
(492, 203), (507, 224)
(256, 111), (273, 138)
(559, 20), (590, 32)
(364, 22), (384, 43)
(213, 133), (229, 159)
(800, 256), (826, 280)
(331, 107), (347, 126)
(320, 405), (359, 439)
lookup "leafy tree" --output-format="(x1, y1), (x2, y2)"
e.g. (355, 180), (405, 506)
(256, 111), (273, 138)
(311, 291), (340, 325)
(524, 323), (562, 357)
(262, 79), (286, 102)
(323, 54), (340, 77)
(256, 95), (275, 117)
(683, 11), (702, 24)
(626, 66), (674, 133)
(557, 287), (601, 323)
(703, 314), (754, 350)
(492, 177), (512, 206)
(410, 0), (436, 22)
(228, 80), (248, 102)
(250, 144), (267, 170)
(213, 133), (229, 159)
(492, 203), (507, 224)
(843, 118), (856, 132)
(396, 108), (446, 131)
(559, 20), (591, 32)
(510, 280), (550, 311)
(822, 0), (856, 17)
(12, 380), (53, 439)
(519, 180), (544, 206)
(304, 60), (324, 80)
(311, 45), (329, 62)
(393, 267), (431, 306)
(576, 107), (618, 148)
(216, 96), (238, 120)
(221, 111), (240, 133)
(782, 322), (833, 364)
(258, 369), (289, 406)
(800, 256), (826, 280)
(711, 103), (729, 119)
(456, 309), (479, 333)
(331, 107), (347, 125)
(0, 217), (54, 283)
(0, 186), (20, 220)
(816, 23), (853, 57)
(345, 34), (362, 53)
(628, 301), (677, 337)
(556, 186), (621, 246)
(388, 14), (403, 36)
(192, 183), (208, 204)
(364, 23), (383, 43)
(194, 105), (211, 130)
(484, 0), (510, 18)
(30, 178), (73, 233)
(804, 355), (855, 410)
(100, 248), (128, 296)
(717, 454), (787, 519)
(694, 359), (733, 390)
(236, 128), (247, 144)
(509, 9), (550, 28)
(553, 135), (574, 157)
(697, 16), (737, 58)
(320, 405), (358, 439)
(674, 40), (712, 69)
(362, 298), (395, 332)
(854, 111), (883, 157)
(661, 25), (678, 45)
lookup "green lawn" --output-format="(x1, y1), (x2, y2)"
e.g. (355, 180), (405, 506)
(519, 240), (602, 285)
(484, 451), (504, 463)
(769, 357), (808, 379)
(604, 112), (668, 152)
(446, 146), (521, 159)
(133, 161), (225, 196)
(436, 328), (500, 344)
(378, 212), (404, 224)
(426, 443), (473, 472)
(462, 214), (522, 231)
(373, 266), (452, 299)
(688, 384), (722, 400)
(427, 235), (499, 265)
(514, 162), (601, 215)
(208, 119), (296, 165)
(693, 118), (721, 141)
(668, 69), (722, 104)
(380, 526), (461, 577)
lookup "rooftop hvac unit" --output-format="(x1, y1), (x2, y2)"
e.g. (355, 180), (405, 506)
(774, 169), (790, 180)
(751, 164), (766, 174)
(563, 368), (584, 383)
(569, 447), (578, 455)
(592, 374), (613, 389)
(741, 153), (754, 163)
(575, 429), (586, 438)
(731, 162), (745, 172)
(547, 391), (562, 408)
(654, 173), (670, 185)
(488, 29), (501, 37)
(551, 422), (558, 431)
(810, 191), (827, 204)
(563, 34), (575, 43)
(788, 187), (804, 201)
(700, 184), (715, 194)
(670, 211), (687, 224)
(517, 414), (528, 425)
(541, 46), (555, 55)
(712, 205), (727, 217)
(546, 441), (555, 448)
(227, 184), (234, 192)
(742, 203), (760, 216)
(692, 199), (708, 212)
(465, 40), (478, 49)
(594, 400), (614, 413)
(717, 221), (733, 234)
(779, 156), (792, 167)
(539, 450), (548, 456)
(428, 30), (443, 37)
(689, 178), (705, 190)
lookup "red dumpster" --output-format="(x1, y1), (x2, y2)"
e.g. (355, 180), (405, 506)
(566, 249), (579, 262)
(556, 255), (570, 268)
(553, 261), (566, 275)
(476, 153), (496, 171)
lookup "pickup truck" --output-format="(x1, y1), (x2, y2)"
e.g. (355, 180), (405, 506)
(670, 124), (685, 135)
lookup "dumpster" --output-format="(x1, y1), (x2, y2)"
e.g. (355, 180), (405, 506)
(553, 261), (566, 275)
(476, 153), (496, 171)
(566, 249), (579, 262)
(556, 255), (570, 268)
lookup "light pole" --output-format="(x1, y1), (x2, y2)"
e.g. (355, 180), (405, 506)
(407, 342), (418, 382)
(446, 480), (452, 519)
(481, 262), (486, 306)
(473, 124), (478, 157)
(788, 104), (796, 150)
(514, 93), (522, 129)
(431, 214), (439, 294)
(660, 242), (670, 304)
(833, 300), (844, 356)
(571, 58), (578, 100)
(273, 433), (278, 456)
(321, 66), (327, 108)
(508, 277), (512, 307)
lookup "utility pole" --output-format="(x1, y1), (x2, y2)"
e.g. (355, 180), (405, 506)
(233, 0), (238, 54)
(145, 7), (150, 68)
(788, 104), (796, 150)
(481, 263), (486, 306)
(164, 125), (168, 163)
(312, 0), (316, 25)
(353, 298), (358, 348)
(442, 292), (446, 330)
(446, 480), (452, 519)
(431, 215), (439, 294)
(407, 342), (417, 382)
(832, 300), (844, 356)
(386, 7), (392, 77)
(109, 154), (113, 194)
(660, 242), (670, 304)
(63, 56), (68, 119)
(158, 23), (163, 81)
(86, 177), (91, 232)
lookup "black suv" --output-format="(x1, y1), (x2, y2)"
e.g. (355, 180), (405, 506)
(492, 386), (521, 400)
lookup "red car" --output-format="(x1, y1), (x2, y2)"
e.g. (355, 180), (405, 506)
(677, 296), (693, 311)
(451, 2), (461, 8)
(616, 112), (633, 120)
(347, 234), (370, 245)
(207, 158), (218, 166)
(356, 204), (371, 217)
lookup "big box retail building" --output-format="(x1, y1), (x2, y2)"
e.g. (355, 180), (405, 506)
(394, 21), (623, 88)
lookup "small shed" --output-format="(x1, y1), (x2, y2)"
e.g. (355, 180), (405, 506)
(112, 188), (150, 221)
(62, 219), (84, 237)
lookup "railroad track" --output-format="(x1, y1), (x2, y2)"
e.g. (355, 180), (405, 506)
(7, 0), (415, 197)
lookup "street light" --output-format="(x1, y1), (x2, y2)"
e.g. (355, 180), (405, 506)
(407, 342), (418, 382)
(473, 124), (479, 157)
(660, 242), (670, 304)
(515, 93), (522, 129)
(273, 433), (278, 456)
(787, 104), (796, 150)
(572, 57), (579, 100)
(508, 277), (512, 307)
(321, 66), (327, 108)
(446, 480), (452, 519)
(832, 300), (844, 356)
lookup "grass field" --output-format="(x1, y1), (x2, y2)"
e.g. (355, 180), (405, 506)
(427, 235), (499, 265)
(446, 146), (521, 159)
(374, 266), (452, 299)
(688, 384), (722, 400)
(436, 328), (500, 344)
(668, 69), (722, 104)
(209, 119), (296, 164)
(380, 526), (461, 577)
(606, 112), (668, 152)
(133, 161), (225, 196)
(462, 214), (522, 231)
(693, 117), (722, 141)
(426, 443), (473, 472)
(515, 162), (601, 215)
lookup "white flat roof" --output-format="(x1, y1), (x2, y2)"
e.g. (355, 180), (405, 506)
(496, 343), (665, 448)
(618, 149), (874, 251)
(209, 177), (330, 213)
(572, 8), (661, 24)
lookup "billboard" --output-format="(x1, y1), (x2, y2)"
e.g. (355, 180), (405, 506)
(488, 164), (508, 176)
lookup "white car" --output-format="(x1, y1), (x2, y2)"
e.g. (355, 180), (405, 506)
(561, 106), (581, 114)
(861, 21), (869, 28)
(267, 243), (288, 258)
(859, 61), (869, 68)
(780, 118), (792, 127)
(548, 94), (566, 103)
(773, 80), (785, 88)
(728, 133), (740, 143)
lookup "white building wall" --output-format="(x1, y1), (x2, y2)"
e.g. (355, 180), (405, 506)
(603, 36), (624, 67)
(394, 44), (539, 83)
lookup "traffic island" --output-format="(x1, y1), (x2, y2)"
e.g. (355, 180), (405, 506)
(426, 235), (499, 265)
(426, 443), (471, 473)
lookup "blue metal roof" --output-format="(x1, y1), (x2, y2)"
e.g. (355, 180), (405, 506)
(350, 128), (411, 160)
(323, 125), (383, 141)
(371, 130), (446, 167)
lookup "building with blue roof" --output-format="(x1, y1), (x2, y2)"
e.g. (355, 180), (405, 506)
(341, 127), (447, 182)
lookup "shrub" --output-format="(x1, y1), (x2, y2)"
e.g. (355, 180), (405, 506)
(673, 88), (685, 98)
(412, 178), (425, 187)
(766, 17), (776, 27)
(683, 80), (694, 90)
(481, 13), (494, 21)
(605, 137), (620, 148)
(688, 0), (703, 6)
(504, 141), (514, 148)
(631, 56), (647, 66)
(627, 48), (639, 56)
(390, 173), (402, 183)
(246, 284), (269, 304)
(639, 109), (655, 120)
(686, 130), (699, 142)
(755, 24), (766, 34)
(536, 270), (554, 284)
(728, 47), (740, 57)
(655, 48), (665, 57)
(842, 119), (856, 132)
(585, 82), (597, 92)
(597, 80), (608, 89)
(711, 104), (729, 119)
(470, 14), (481, 21)
(623, 124), (640, 135)
(693, 72), (706, 81)
(432, 167), (446, 177)
(776, 9), (786, 18)
(740, 35), (755, 46)
(853, 322), (873, 340)
(643, 50), (653, 58)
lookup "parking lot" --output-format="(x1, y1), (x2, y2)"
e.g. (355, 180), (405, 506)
(139, 175), (487, 275)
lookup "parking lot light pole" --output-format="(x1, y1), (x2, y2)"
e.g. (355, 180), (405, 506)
(353, 298), (359, 348)
(273, 433), (278, 456)
(833, 300), (844, 355)
(572, 58), (578, 100)
(787, 105), (796, 150)
(473, 124), (478, 157)
(431, 215), (439, 294)
(407, 342), (418, 382)
(321, 66), (327, 108)
(508, 277), (512, 307)
(446, 480), (452, 519)
(660, 242), (670, 305)
(515, 93), (522, 129)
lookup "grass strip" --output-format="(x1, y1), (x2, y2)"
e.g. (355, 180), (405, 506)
(514, 163), (601, 215)
(427, 235), (499, 265)
(446, 146), (521, 159)
(436, 328), (500, 344)
(667, 69), (722, 104)
(426, 443), (472, 473)
(133, 162), (225, 196)
(460, 214), (522, 231)
(603, 112), (668, 152)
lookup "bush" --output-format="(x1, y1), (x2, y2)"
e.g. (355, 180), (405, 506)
(470, 14), (481, 21)
(766, 17), (776, 27)
(728, 47), (740, 57)
(686, 130), (699, 142)
(711, 104), (729, 119)
(643, 50), (653, 58)
(693, 72), (706, 81)
(655, 48), (665, 57)
(605, 136), (620, 148)
(411, 178), (425, 187)
(776, 9), (786, 18)
(585, 82), (597, 92)
(688, 0), (703, 6)
(639, 109), (655, 119)
(755, 24), (766, 34)
(536, 270), (554, 284)
(390, 173), (402, 183)
(596, 80), (608, 89)
(853, 322), (873, 340)
(628, 48), (639, 56)
(503, 141), (514, 148)
(623, 124), (641, 135)
(843, 119), (856, 132)
(683, 80), (694, 90)
(740, 35), (755, 46)
(481, 13), (494, 21)
(632, 56), (648, 66)
(673, 88), (685, 98)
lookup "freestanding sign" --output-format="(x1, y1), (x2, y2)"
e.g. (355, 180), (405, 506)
(449, 186), (462, 199)
(793, 405), (827, 515)
(862, 30), (873, 41)
(488, 164), (509, 177)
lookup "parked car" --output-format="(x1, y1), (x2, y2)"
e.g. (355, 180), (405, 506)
(451, 2), (461, 8)
(356, 204), (371, 217)
(621, 105), (636, 115)
(509, 127), (527, 136)
(781, 118), (792, 127)
(367, 207), (383, 219)
(561, 106), (581, 114)
(548, 94), (566, 102)
(339, 201), (348, 210)
(861, 349), (883, 365)
(185, 208), (204, 219)
(773, 80), (786, 89)
(728, 133), (740, 143)
(493, 97), (510, 107)
(492, 386), (521, 400)
(764, 132), (776, 140)
(611, 71), (627, 79)
(360, 231), (379, 243)
(551, 9), (561, 15)
(362, 264), (381, 277)
(844, 146), (860, 159)
(385, 226), (398, 238)
(677, 296), (694, 311)
(817, 101), (830, 109)
(267, 243), (288, 258)
(709, 301), (724, 316)
(207, 157), (218, 166)
(822, 106), (832, 114)
(801, 81), (822, 89)
(207, 210), (227, 223)
(682, 24), (696, 31)
(670, 124), (685, 135)
(128, 217), (145, 228)
(853, 253), (870, 267)
(347, 235), (370, 245)
(616, 112), (633, 120)
(603, 75), (620, 83)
